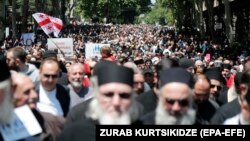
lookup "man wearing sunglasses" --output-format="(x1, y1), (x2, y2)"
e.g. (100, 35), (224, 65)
(140, 68), (196, 125)
(36, 58), (70, 117)
(58, 62), (142, 140)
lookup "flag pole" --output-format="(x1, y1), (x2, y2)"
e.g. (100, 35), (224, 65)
(32, 12), (65, 57)
(46, 34), (66, 58)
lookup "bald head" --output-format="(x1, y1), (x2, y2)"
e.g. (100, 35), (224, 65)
(194, 75), (210, 88)
(193, 74), (210, 103)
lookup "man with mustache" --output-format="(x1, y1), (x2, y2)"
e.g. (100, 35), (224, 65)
(58, 62), (141, 141)
(67, 63), (93, 109)
(140, 68), (197, 125)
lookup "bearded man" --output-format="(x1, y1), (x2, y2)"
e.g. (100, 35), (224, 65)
(58, 62), (142, 141)
(140, 68), (197, 125)
(68, 63), (93, 109)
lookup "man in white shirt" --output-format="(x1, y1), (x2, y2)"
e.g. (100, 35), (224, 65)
(37, 58), (70, 117)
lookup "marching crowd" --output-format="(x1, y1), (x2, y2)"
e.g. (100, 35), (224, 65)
(0, 23), (250, 141)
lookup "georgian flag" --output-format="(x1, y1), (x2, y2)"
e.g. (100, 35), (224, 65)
(49, 16), (63, 37)
(32, 13), (63, 37)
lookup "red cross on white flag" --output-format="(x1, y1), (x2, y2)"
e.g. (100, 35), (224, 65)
(32, 13), (63, 37)
(49, 16), (63, 37)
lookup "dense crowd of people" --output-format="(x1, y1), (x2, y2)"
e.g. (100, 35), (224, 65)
(0, 23), (250, 141)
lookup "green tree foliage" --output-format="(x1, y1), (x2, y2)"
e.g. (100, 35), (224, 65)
(77, 0), (151, 23)
(137, 0), (174, 25)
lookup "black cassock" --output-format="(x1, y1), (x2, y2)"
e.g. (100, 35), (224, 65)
(136, 89), (158, 116)
(210, 98), (241, 124)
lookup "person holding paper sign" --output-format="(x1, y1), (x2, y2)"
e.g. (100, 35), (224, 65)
(11, 73), (65, 140)
(0, 56), (42, 141)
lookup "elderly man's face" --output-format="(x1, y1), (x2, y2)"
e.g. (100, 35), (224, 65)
(68, 64), (84, 88)
(155, 82), (196, 125)
(98, 83), (132, 118)
(161, 83), (190, 116)
(13, 76), (37, 109)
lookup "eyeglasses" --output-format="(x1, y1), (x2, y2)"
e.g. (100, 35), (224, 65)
(165, 98), (189, 107)
(210, 84), (221, 90)
(103, 92), (131, 99)
(43, 74), (58, 79)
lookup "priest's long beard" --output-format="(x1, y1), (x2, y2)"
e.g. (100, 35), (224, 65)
(0, 82), (14, 124)
(155, 100), (196, 125)
(86, 98), (139, 125)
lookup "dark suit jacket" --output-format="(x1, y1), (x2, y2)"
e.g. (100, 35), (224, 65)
(210, 98), (241, 124)
(36, 83), (70, 117)
(136, 89), (158, 116)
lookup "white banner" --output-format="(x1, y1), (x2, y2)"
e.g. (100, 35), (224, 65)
(85, 43), (110, 59)
(48, 38), (74, 57)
